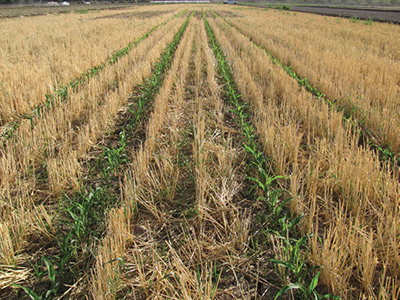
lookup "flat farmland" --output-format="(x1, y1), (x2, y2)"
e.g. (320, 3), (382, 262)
(289, 6), (400, 23)
(0, 3), (135, 18)
(0, 4), (399, 299)
(241, 4), (400, 23)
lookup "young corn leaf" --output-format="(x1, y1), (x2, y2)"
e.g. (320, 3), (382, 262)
(274, 283), (303, 300)
(12, 284), (41, 300)
(288, 212), (304, 231)
(299, 265), (321, 283)
(275, 196), (292, 216)
(308, 269), (321, 295)
(43, 257), (56, 288)
(323, 294), (341, 299)
(269, 259), (296, 272)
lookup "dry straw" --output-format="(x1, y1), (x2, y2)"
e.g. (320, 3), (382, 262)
(0, 7), (187, 294)
(225, 8), (400, 156)
(0, 7), (179, 125)
(209, 7), (400, 298)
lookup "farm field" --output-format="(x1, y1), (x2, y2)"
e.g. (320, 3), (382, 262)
(0, 4), (399, 299)
(239, 3), (400, 23)
(287, 5), (400, 23)
(0, 3), (135, 19)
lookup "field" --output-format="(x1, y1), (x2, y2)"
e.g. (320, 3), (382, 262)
(0, 3), (136, 18)
(0, 4), (399, 299)
(240, 3), (400, 24)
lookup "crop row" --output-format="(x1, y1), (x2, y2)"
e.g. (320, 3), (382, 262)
(0, 6), (187, 126)
(92, 14), (201, 298)
(1, 9), (187, 144)
(221, 8), (400, 161)
(209, 6), (399, 299)
(204, 10), (341, 300)
(91, 11), (258, 299)
(16, 12), (194, 300)
(0, 10), (190, 299)
(1, 5), (399, 300)
(214, 9), (400, 172)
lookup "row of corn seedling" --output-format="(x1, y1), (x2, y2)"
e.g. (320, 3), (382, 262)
(1, 10), (187, 142)
(212, 11), (399, 171)
(203, 10), (339, 300)
(12, 13), (193, 300)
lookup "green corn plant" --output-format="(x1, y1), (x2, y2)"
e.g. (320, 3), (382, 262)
(276, 213), (304, 235)
(211, 9), (399, 176)
(99, 130), (127, 182)
(270, 232), (340, 299)
(372, 143), (399, 169)
(12, 284), (42, 300)
(350, 17), (360, 23)
(274, 270), (340, 300)
(270, 233), (312, 282)
(54, 231), (76, 282)
(42, 257), (60, 298)
(29, 259), (46, 281)
(364, 18), (373, 26)
(263, 195), (292, 222)
(13, 257), (60, 300)
(36, 13), (195, 299)
(204, 11), (340, 300)
(1, 10), (189, 142)
(64, 192), (95, 242)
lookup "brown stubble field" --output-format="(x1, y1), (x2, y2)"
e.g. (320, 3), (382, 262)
(0, 4), (399, 300)
(0, 3), (135, 18)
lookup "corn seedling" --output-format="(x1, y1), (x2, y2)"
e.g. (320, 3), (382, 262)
(20, 12), (194, 299)
(1, 9), (188, 141)
(204, 10), (339, 300)
(3, 5), (398, 300)
(212, 10), (399, 171)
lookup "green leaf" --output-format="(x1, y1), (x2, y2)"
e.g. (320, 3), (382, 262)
(12, 284), (41, 300)
(243, 144), (255, 156)
(299, 265), (321, 282)
(269, 259), (295, 272)
(43, 257), (56, 287)
(274, 283), (303, 300)
(247, 176), (264, 190)
(266, 175), (286, 186)
(323, 294), (341, 299)
(288, 213), (304, 230)
(308, 269), (322, 294)
(103, 257), (123, 266)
